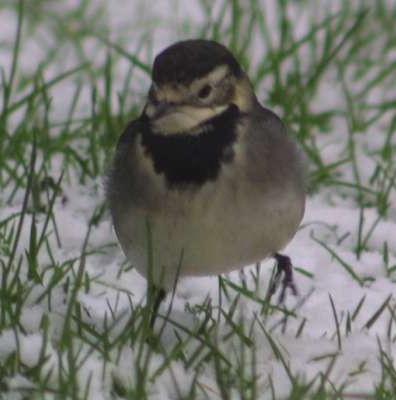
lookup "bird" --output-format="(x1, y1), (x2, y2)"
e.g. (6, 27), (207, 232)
(106, 39), (306, 326)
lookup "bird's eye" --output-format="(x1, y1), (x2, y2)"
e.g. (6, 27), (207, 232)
(198, 84), (212, 99)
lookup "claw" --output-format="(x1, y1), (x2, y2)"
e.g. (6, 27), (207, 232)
(268, 253), (298, 303)
(149, 287), (167, 328)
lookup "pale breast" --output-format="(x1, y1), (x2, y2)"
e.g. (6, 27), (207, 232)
(113, 140), (304, 290)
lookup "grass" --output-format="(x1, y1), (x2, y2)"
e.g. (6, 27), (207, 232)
(1, 0), (396, 399)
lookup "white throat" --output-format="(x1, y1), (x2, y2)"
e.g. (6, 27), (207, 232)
(151, 104), (228, 135)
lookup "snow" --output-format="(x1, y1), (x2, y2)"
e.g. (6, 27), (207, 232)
(0, 1), (395, 399)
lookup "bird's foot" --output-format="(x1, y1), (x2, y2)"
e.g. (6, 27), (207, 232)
(268, 253), (298, 303)
(145, 287), (167, 348)
(149, 286), (167, 328)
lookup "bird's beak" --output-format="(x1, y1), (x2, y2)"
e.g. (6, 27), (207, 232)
(145, 101), (174, 121)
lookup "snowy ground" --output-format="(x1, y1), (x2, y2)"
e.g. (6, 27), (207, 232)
(0, 1), (396, 399)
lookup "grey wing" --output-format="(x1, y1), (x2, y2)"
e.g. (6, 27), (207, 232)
(246, 105), (306, 192)
(106, 118), (142, 217)
(115, 118), (141, 150)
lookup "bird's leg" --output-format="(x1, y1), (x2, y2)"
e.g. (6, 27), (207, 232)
(268, 253), (298, 303)
(149, 286), (167, 328)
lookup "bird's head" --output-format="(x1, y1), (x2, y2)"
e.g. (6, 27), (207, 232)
(143, 39), (254, 135)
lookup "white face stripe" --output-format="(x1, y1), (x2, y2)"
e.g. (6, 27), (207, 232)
(146, 64), (252, 135)
(203, 65), (229, 85)
(190, 65), (229, 92)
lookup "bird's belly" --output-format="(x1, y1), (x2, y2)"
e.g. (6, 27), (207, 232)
(114, 180), (304, 290)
